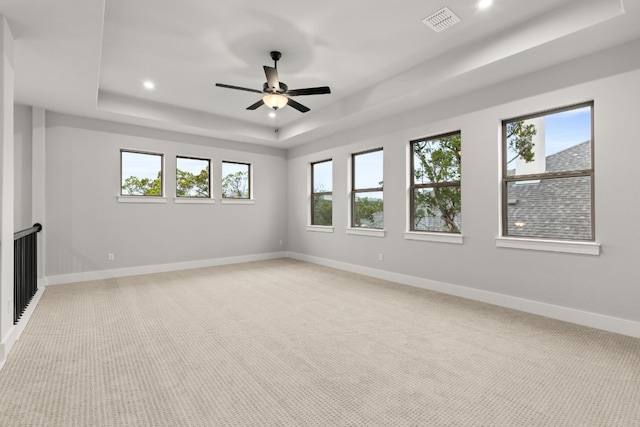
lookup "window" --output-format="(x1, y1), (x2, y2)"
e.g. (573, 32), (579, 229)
(120, 150), (163, 196)
(176, 156), (210, 198)
(502, 102), (594, 240)
(410, 131), (461, 233)
(311, 159), (332, 226)
(222, 161), (250, 199)
(351, 148), (383, 228)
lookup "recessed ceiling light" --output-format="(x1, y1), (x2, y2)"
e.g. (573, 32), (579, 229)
(143, 80), (155, 90)
(268, 111), (276, 118)
(478, 0), (493, 9)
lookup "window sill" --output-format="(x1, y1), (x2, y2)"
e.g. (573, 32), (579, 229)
(495, 237), (600, 256)
(174, 198), (215, 204)
(404, 231), (463, 244)
(346, 228), (385, 238)
(220, 198), (255, 205)
(306, 225), (334, 233)
(117, 196), (167, 204)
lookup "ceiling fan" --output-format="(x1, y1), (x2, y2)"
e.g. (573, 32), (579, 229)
(215, 51), (331, 113)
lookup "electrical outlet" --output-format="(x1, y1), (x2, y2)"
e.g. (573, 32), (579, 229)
(108, 253), (115, 261)
(378, 253), (384, 262)
(279, 240), (283, 246)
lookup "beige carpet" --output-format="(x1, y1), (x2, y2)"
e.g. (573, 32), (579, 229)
(0, 258), (638, 426)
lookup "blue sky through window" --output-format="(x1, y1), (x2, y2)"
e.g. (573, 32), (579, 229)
(354, 150), (383, 189)
(177, 157), (209, 175)
(545, 106), (591, 155)
(222, 161), (249, 177)
(506, 105), (592, 168)
(121, 151), (161, 181)
(313, 160), (332, 192)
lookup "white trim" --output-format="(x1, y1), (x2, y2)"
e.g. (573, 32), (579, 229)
(117, 196), (167, 204)
(285, 252), (640, 339)
(307, 161), (312, 225)
(44, 252), (287, 286)
(307, 225), (334, 233)
(174, 197), (215, 204)
(404, 231), (463, 244)
(1, 287), (45, 371)
(346, 227), (385, 238)
(220, 198), (255, 205)
(495, 237), (600, 255)
(32, 107), (46, 289)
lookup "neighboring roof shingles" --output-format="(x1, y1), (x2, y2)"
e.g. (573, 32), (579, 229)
(507, 141), (592, 240)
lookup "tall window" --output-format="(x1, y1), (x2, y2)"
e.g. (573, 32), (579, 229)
(311, 159), (332, 226)
(221, 161), (250, 199)
(410, 131), (461, 233)
(502, 102), (594, 240)
(121, 150), (163, 196)
(352, 148), (383, 228)
(176, 156), (210, 198)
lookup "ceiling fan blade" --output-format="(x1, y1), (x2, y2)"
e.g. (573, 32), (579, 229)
(246, 99), (264, 110)
(216, 83), (263, 94)
(263, 66), (280, 91)
(286, 86), (331, 96)
(286, 98), (310, 113)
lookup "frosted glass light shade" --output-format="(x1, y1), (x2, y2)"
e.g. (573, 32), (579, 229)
(263, 94), (288, 110)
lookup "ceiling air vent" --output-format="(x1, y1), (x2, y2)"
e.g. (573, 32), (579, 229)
(422, 7), (461, 33)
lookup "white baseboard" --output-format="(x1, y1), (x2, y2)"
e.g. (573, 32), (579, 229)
(45, 252), (288, 286)
(286, 252), (640, 339)
(1, 287), (45, 371)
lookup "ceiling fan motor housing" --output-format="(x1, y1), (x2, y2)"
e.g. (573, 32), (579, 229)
(263, 82), (288, 94)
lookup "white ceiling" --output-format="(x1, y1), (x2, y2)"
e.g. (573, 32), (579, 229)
(2, 0), (640, 147)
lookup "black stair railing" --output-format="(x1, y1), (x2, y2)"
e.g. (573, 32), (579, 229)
(13, 223), (42, 324)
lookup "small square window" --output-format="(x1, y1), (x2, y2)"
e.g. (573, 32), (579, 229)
(176, 156), (210, 198)
(121, 150), (163, 196)
(222, 161), (250, 199)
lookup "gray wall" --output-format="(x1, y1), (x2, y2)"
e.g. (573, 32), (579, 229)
(286, 54), (640, 323)
(43, 113), (288, 277)
(13, 105), (31, 231)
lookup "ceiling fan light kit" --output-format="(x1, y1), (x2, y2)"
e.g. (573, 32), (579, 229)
(216, 51), (331, 113)
(263, 93), (288, 110)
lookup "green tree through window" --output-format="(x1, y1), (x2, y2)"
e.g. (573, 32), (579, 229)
(311, 159), (332, 226)
(177, 157), (210, 198)
(411, 132), (461, 233)
(506, 121), (537, 166)
(122, 173), (162, 196)
(222, 161), (250, 199)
